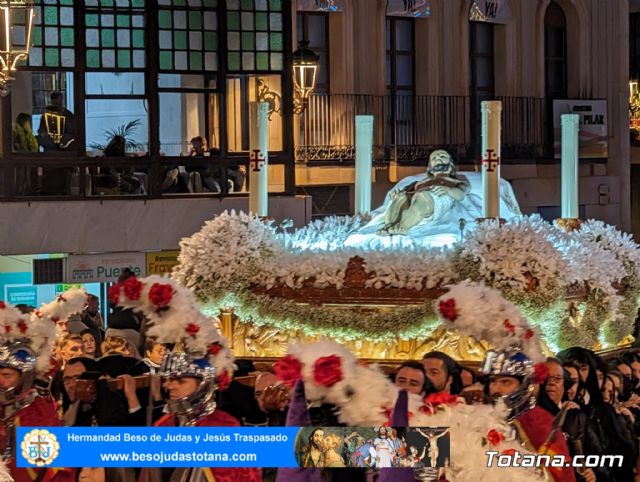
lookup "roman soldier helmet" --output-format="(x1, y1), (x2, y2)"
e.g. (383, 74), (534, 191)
(110, 275), (234, 423)
(0, 288), (86, 404)
(435, 281), (545, 419)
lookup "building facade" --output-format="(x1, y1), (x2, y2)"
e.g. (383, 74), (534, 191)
(0, 0), (634, 255)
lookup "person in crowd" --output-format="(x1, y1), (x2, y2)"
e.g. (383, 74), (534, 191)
(57, 334), (85, 367)
(623, 351), (640, 393)
(13, 112), (38, 195)
(108, 269), (146, 353)
(61, 357), (143, 427)
(537, 358), (597, 482)
(393, 361), (431, 397)
(483, 349), (576, 482)
(139, 350), (263, 482)
(37, 92), (75, 195)
(142, 338), (166, 373)
(600, 371), (637, 482)
(211, 147), (245, 192)
(38, 92), (75, 151)
(0, 302), (75, 482)
(81, 294), (104, 345)
(101, 335), (134, 358)
(458, 365), (476, 388)
(81, 329), (99, 359)
(186, 136), (220, 193)
(563, 361), (582, 403)
(421, 352), (463, 394)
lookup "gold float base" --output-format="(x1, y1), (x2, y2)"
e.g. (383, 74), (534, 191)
(218, 309), (490, 363)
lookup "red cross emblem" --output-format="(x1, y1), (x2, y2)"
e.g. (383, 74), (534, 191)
(482, 149), (500, 173)
(249, 149), (266, 172)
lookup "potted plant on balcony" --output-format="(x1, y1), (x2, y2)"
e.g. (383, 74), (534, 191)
(89, 119), (145, 155)
(89, 119), (145, 195)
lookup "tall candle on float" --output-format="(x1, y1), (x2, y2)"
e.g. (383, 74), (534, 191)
(561, 114), (580, 219)
(481, 101), (502, 218)
(249, 102), (269, 217)
(355, 115), (374, 214)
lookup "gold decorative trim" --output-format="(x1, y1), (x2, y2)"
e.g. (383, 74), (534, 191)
(556, 218), (583, 232)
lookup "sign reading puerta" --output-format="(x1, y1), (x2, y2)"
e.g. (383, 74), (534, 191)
(66, 253), (145, 284)
(553, 100), (608, 159)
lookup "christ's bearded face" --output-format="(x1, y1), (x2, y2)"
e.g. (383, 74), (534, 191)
(428, 150), (453, 177)
(311, 430), (324, 450)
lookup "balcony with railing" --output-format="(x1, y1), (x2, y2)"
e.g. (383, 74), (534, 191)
(295, 94), (547, 164)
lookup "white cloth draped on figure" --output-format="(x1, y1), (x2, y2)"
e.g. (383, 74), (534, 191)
(344, 171), (522, 249)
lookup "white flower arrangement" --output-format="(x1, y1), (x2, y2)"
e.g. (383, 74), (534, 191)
(569, 220), (640, 343)
(282, 214), (371, 252)
(174, 211), (640, 349)
(172, 210), (281, 296)
(455, 216), (567, 303)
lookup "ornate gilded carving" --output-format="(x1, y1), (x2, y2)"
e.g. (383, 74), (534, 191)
(228, 317), (491, 362)
(556, 218), (583, 232)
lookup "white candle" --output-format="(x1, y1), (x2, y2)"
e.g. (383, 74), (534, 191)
(354, 115), (374, 214)
(561, 114), (580, 219)
(249, 102), (269, 217)
(481, 101), (502, 218)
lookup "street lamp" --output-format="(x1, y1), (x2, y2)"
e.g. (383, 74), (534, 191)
(0, 0), (35, 96)
(292, 40), (319, 114)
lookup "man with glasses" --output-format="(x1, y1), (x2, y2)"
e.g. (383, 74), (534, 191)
(540, 359), (596, 482)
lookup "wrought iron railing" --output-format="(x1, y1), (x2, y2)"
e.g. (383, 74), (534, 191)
(295, 94), (547, 163)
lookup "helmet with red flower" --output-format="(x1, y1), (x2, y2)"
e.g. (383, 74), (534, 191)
(109, 275), (233, 423)
(0, 289), (86, 404)
(436, 281), (546, 419)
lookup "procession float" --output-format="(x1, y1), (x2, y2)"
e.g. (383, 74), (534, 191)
(172, 149), (640, 363)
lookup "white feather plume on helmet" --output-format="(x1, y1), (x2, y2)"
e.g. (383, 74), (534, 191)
(29, 288), (88, 373)
(108, 275), (234, 383)
(0, 456), (14, 481)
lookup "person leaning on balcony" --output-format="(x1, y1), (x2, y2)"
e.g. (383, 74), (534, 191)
(186, 136), (221, 193)
(210, 147), (246, 192)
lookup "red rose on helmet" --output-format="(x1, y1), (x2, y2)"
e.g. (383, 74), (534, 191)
(17, 320), (28, 334)
(424, 392), (459, 408)
(186, 323), (200, 337)
(438, 298), (458, 322)
(534, 363), (549, 384)
(208, 343), (222, 356)
(148, 283), (173, 308)
(501, 448), (516, 456)
(486, 429), (505, 446)
(524, 328), (534, 340)
(123, 277), (143, 301)
(274, 355), (303, 388)
(0, 301), (5, 309)
(313, 355), (343, 387)
(108, 283), (121, 305)
(217, 370), (231, 391)
(503, 319), (516, 335)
